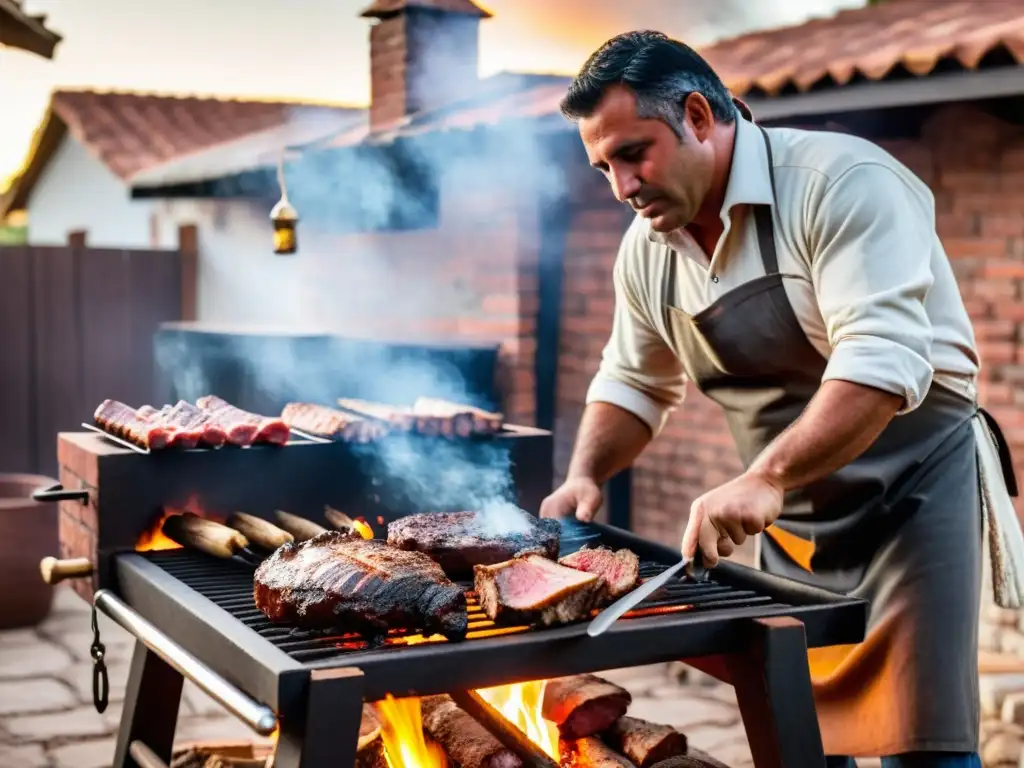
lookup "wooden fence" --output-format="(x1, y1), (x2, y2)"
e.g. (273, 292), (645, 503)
(0, 229), (194, 476)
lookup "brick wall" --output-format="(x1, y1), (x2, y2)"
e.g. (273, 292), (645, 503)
(551, 103), (1024, 549)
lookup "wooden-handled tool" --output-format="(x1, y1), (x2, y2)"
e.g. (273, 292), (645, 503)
(273, 510), (327, 542)
(39, 557), (94, 585)
(163, 514), (261, 566)
(226, 512), (293, 551)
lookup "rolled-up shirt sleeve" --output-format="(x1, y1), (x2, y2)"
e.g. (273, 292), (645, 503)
(586, 237), (687, 436)
(810, 162), (936, 413)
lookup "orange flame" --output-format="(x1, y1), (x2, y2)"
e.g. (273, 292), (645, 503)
(135, 497), (223, 551)
(477, 681), (559, 759)
(375, 695), (448, 768)
(372, 682), (557, 766)
(353, 517), (374, 540)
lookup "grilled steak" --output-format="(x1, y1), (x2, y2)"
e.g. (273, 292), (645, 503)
(94, 399), (174, 450)
(474, 555), (607, 626)
(603, 717), (687, 767)
(197, 395), (290, 445)
(281, 402), (388, 442)
(560, 547), (641, 599)
(560, 737), (636, 768)
(253, 531), (468, 640)
(388, 509), (561, 577)
(542, 675), (632, 740)
(421, 695), (523, 768)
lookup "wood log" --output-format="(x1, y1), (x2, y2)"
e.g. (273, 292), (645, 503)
(541, 675), (632, 739)
(559, 737), (635, 768)
(603, 717), (687, 767)
(421, 694), (524, 768)
(647, 749), (731, 768)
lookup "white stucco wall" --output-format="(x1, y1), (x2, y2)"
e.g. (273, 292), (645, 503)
(26, 135), (156, 247)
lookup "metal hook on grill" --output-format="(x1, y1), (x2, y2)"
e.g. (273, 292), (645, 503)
(90, 603), (109, 713)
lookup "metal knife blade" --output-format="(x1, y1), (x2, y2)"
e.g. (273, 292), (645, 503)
(586, 556), (691, 637)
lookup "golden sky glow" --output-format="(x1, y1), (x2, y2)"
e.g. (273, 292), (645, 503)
(0, 0), (860, 185)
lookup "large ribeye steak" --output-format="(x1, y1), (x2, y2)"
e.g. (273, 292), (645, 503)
(387, 509), (561, 577)
(474, 555), (607, 627)
(253, 531), (468, 640)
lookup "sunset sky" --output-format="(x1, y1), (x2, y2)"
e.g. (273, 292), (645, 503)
(0, 0), (860, 185)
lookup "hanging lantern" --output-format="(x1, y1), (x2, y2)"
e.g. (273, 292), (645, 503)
(271, 153), (298, 255)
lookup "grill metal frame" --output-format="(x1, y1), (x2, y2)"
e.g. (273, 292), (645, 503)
(113, 523), (867, 711)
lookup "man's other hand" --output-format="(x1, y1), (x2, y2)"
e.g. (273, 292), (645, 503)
(539, 477), (604, 523)
(681, 470), (784, 567)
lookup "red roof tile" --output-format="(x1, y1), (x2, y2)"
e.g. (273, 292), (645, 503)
(1, 89), (362, 214)
(701, 0), (1024, 97)
(50, 90), (359, 180)
(360, 0), (491, 18)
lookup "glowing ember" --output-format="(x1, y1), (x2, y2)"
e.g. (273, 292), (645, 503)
(477, 681), (559, 760)
(375, 695), (448, 768)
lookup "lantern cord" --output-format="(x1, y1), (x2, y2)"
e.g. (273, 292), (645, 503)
(277, 151), (290, 204)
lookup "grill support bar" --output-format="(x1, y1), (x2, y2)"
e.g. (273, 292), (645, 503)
(726, 617), (827, 767)
(275, 668), (365, 768)
(112, 640), (183, 768)
(95, 590), (279, 736)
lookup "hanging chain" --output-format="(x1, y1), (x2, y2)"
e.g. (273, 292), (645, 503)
(90, 603), (109, 713)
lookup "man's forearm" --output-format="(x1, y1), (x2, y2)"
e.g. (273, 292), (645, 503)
(567, 402), (653, 484)
(748, 379), (904, 492)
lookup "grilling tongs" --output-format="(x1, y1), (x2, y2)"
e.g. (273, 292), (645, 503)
(586, 551), (706, 638)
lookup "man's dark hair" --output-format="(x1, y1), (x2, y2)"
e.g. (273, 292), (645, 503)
(560, 31), (737, 134)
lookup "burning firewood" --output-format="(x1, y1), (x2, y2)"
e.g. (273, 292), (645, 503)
(603, 717), (687, 767)
(541, 676), (632, 740)
(357, 704), (387, 768)
(421, 694), (524, 768)
(559, 737), (635, 768)
(325, 507), (374, 539)
(226, 512), (293, 551)
(272, 510), (327, 542)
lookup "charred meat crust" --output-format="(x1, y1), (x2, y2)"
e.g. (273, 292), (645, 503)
(253, 531), (468, 641)
(388, 510), (561, 578)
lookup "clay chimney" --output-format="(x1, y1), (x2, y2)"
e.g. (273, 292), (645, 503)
(360, 0), (492, 131)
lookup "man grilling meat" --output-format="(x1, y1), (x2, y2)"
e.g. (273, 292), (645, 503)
(540, 30), (1024, 767)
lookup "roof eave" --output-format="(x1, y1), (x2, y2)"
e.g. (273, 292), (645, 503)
(0, 3), (62, 59)
(745, 64), (1024, 122)
(0, 112), (67, 217)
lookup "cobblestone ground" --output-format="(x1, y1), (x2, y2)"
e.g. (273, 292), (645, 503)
(30, 585), (1024, 768)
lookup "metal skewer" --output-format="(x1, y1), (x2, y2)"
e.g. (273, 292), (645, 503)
(81, 423), (150, 454)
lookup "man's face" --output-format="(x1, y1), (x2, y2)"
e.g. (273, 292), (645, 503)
(579, 84), (715, 233)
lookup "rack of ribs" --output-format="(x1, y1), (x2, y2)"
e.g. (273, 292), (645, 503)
(94, 399), (176, 450)
(196, 395), (290, 446)
(280, 402), (388, 443)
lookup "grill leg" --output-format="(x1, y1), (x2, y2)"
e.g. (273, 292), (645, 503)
(274, 668), (365, 768)
(725, 617), (826, 768)
(112, 639), (184, 768)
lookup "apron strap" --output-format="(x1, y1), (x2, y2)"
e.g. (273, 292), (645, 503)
(753, 126), (780, 276)
(980, 407), (1019, 497)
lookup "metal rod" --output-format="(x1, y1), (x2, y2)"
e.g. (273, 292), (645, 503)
(287, 427), (332, 444)
(81, 423), (150, 454)
(94, 590), (278, 736)
(450, 690), (559, 768)
(127, 740), (170, 768)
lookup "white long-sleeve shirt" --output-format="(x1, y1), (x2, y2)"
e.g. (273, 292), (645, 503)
(587, 116), (980, 436)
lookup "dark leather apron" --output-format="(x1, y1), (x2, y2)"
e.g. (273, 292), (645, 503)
(664, 123), (991, 756)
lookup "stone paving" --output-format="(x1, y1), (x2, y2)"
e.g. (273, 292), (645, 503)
(0, 585), (887, 768)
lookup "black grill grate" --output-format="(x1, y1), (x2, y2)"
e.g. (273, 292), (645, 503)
(141, 549), (787, 665)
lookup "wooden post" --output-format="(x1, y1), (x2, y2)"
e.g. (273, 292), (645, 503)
(67, 230), (87, 247)
(177, 224), (198, 322)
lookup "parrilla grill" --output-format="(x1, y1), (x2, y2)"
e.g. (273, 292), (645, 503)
(39, 423), (867, 768)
